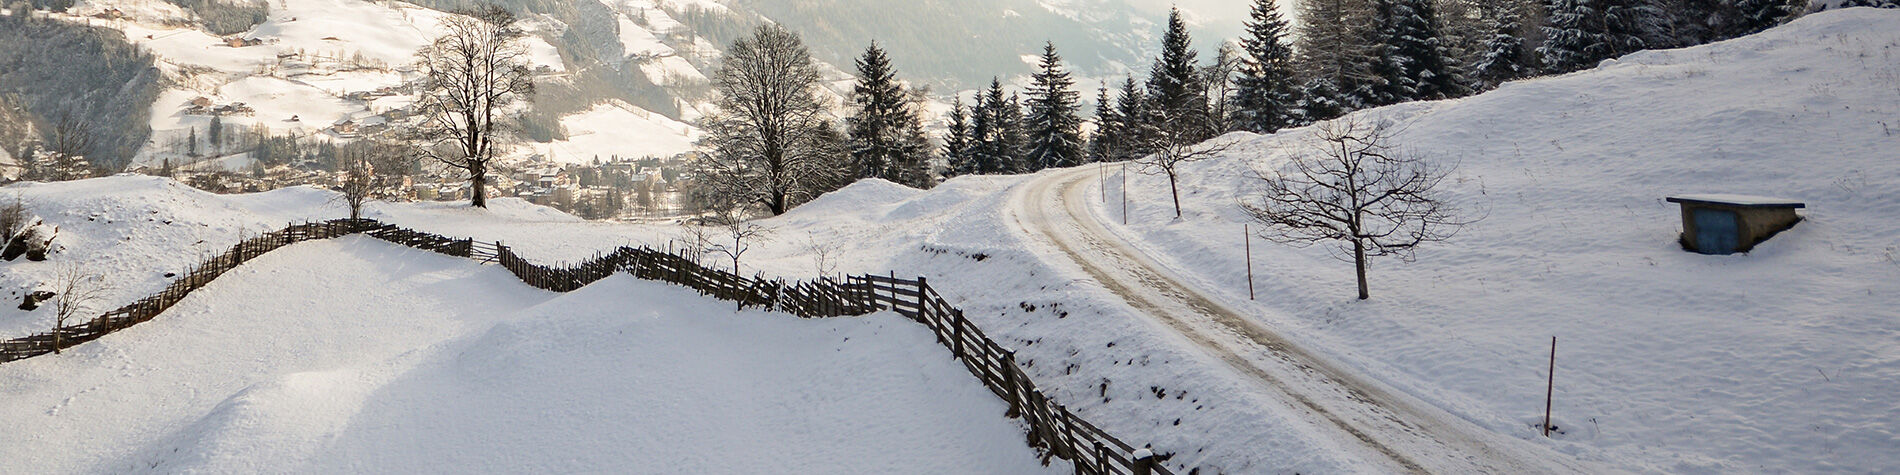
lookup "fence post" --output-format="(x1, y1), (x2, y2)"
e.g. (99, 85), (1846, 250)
(1003, 350), (1024, 419)
(1131, 446), (1156, 475)
(916, 276), (931, 327)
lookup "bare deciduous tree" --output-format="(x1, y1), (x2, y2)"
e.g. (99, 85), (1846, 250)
(693, 24), (845, 216)
(1243, 118), (1474, 300)
(410, 5), (534, 209)
(334, 139), (409, 220)
(1137, 136), (1235, 219)
(337, 151), (376, 221)
(51, 265), (111, 354)
(701, 207), (769, 275)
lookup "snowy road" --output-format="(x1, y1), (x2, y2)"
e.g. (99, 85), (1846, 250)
(1008, 165), (1589, 474)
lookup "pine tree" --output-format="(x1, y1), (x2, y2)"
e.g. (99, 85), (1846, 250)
(1727, 0), (1799, 37)
(845, 42), (933, 188)
(944, 97), (976, 177)
(969, 82), (1000, 174)
(208, 115), (223, 154)
(1540, 0), (1654, 74)
(1147, 8), (1213, 144)
(1023, 42), (1085, 171)
(1087, 86), (1120, 163)
(1470, 1), (1531, 91)
(1114, 76), (1153, 161)
(1232, 0), (1302, 134)
(1378, 0), (1468, 101)
(1296, 0), (1380, 113)
(999, 93), (1029, 173)
(187, 127), (199, 157)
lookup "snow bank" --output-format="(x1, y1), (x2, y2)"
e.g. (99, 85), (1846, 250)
(0, 238), (1055, 473)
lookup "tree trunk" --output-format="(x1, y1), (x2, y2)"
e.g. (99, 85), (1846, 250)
(470, 161), (488, 208)
(1167, 172), (1183, 218)
(1353, 237), (1369, 300)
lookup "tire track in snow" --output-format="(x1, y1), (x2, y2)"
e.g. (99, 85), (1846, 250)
(1007, 165), (1587, 474)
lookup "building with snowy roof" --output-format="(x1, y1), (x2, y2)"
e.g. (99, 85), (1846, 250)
(1666, 194), (1806, 254)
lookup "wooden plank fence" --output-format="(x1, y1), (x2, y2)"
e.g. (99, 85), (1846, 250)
(0, 218), (1174, 475)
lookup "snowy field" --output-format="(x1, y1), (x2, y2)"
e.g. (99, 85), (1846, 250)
(0, 237), (1052, 473)
(1, 8), (1896, 474)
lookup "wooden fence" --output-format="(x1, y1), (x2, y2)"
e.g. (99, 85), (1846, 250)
(0, 219), (1173, 475)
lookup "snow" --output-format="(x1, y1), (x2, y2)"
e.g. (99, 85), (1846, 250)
(0, 237), (1053, 473)
(544, 100), (701, 163)
(1074, 9), (1900, 473)
(1667, 194), (1808, 207)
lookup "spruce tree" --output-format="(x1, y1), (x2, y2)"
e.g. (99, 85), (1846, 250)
(1540, 0), (1654, 74)
(944, 97), (976, 178)
(1087, 86), (1120, 163)
(969, 81), (1001, 174)
(846, 42), (933, 188)
(1470, 2), (1531, 91)
(1727, 0), (1798, 37)
(1232, 0), (1302, 134)
(1023, 42), (1085, 171)
(1378, 0), (1467, 101)
(1146, 8), (1213, 144)
(999, 93), (1029, 173)
(1113, 76), (1152, 161)
(1296, 0), (1380, 113)
(187, 127), (199, 157)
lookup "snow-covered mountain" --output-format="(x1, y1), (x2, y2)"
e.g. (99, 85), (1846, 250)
(4, 0), (1215, 173)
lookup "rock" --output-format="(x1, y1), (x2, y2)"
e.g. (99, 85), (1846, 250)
(19, 290), (55, 311)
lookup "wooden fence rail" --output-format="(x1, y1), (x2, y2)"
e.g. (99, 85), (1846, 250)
(0, 219), (1173, 475)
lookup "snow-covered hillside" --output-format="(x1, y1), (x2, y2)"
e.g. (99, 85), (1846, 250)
(0, 235), (1052, 473)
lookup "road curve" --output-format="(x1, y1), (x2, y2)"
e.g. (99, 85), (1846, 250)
(1006, 165), (1591, 474)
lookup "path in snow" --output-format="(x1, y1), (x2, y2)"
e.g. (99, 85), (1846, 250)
(1008, 165), (1589, 474)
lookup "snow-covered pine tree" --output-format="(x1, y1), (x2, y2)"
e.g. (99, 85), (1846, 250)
(1296, 0), (1380, 114)
(1727, 0), (1800, 37)
(1379, 0), (1468, 100)
(845, 42), (933, 188)
(1540, 0), (1654, 74)
(1470, 1), (1532, 91)
(1146, 7), (1214, 144)
(1232, 0), (1302, 134)
(999, 93), (1029, 173)
(1087, 86), (1120, 163)
(1023, 42), (1085, 172)
(1114, 76), (1153, 161)
(944, 97), (976, 177)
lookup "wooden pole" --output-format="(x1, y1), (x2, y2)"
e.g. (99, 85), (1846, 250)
(1120, 163), (1128, 225)
(1544, 336), (1557, 437)
(1099, 162), (1107, 203)
(1245, 224), (1255, 300)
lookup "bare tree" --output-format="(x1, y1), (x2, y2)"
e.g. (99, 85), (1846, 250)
(702, 207), (769, 275)
(1137, 136), (1235, 219)
(1203, 42), (1244, 133)
(1242, 118), (1473, 300)
(336, 149), (376, 221)
(410, 5), (535, 208)
(802, 231), (840, 276)
(693, 24), (846, 216)
(51, 265), (111, 354)
(31, 114), (94, 182)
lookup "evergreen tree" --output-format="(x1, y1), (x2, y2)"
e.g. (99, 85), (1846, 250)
(969, 81), (1000, 174)
(1232, 0), (1302, 134)
(1113, 76), (1152, 161)
(187, 127), (199, 157)
(1540, 0), (1655, 74)
(1086, 86), (1120, 163)
(1296, 0), (1380, 113)
(1470, 2), (1532, 90)
(1023, 42), (1085, 171)
(943, 97), (976, 177)
(845, 42), (933, 188)
(1727, 0), (1799, 37)
(1378, 0), (1468, 101)
(1146, 8), (1213, 143)
(999, 93), (1028, 173)
(208, 115), (223, 153)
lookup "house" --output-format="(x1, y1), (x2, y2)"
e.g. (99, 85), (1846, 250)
(1666, 194), (1806, 254)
